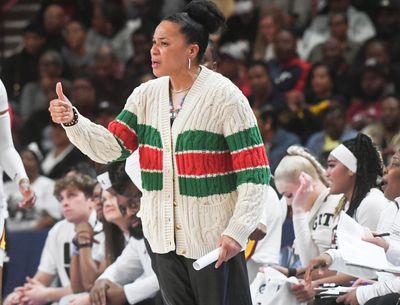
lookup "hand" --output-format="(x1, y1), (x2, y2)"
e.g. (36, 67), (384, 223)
(19, 277), (48, 305)
(248, 223), (267, 240)
(362, 236), (389, 252)
(48, 82), (74, 124)
(215, 235), (241, 269)
(18, 178), (35, 209)
(4, 291), (23, 305)
(291, 279), (316, 302)
(304, 253), (332, 282)
(292, 171), (314, 215)
(351, 278), (376, 287)
(104, 281), (126, 305)
(336, 289), (359, 305)
(90, 279), (111, 305)
(69, 294), (90, 305)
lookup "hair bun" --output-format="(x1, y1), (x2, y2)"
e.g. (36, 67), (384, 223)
(184, 0), (225, 34)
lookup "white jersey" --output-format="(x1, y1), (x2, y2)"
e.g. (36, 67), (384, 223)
(293, 188), (342, 266)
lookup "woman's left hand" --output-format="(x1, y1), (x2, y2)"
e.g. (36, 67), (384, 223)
(215, 235), (241, 268)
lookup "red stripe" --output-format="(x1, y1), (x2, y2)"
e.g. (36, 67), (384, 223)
(139, 146), (163, 171)
(176, 146), (269, 176)
(108, 120), (138, 152)
(232, 146), (269, 171)
(176, 152), (233, 175)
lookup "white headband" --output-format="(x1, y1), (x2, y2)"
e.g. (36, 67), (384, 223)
(97, 171), (112, 190)
(330, 144), (357, 173)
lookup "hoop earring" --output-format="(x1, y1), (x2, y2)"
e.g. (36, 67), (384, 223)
(188, 58), (191, 70)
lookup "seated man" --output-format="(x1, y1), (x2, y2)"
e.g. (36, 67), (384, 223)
(62, 156), (161, 305)
(4, 173), (102, 305)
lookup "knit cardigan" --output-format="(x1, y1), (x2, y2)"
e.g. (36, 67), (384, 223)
(64, 66), (271, 259)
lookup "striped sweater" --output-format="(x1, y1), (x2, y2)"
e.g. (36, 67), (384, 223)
(64, 66), (271, 259)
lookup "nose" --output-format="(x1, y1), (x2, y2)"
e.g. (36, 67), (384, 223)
(151, 44), (159, 56)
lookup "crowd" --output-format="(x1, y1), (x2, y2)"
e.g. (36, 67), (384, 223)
(1, 0), (400, 304)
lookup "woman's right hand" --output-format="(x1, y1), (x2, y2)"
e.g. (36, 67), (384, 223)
(48, 82), (74, 124)
(291, 171), (314, 214)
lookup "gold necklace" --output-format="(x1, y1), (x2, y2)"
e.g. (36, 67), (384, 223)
(170, 86), (191, 94)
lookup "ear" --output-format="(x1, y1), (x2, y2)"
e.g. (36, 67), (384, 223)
(187, 43), (200, 61)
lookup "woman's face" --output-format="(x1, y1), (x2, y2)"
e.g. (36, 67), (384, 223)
(102, 189), (123, 223)
(382, 152), (400, 201)
(151, 21), (193, 77)
(275, 179), (300, 206)
(259, 16), (277, 42)
(326, 155), (354, 194)
(311, 66), (332, 95)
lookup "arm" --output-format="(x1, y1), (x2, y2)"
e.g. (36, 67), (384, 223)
(216, 90), (271, 267)
(49, 82), (140, 164)
(70, 252), (85, 293)
(356, 278), (400, 305)
(293, 213), (320, 266)
(0, 83), (35, 208)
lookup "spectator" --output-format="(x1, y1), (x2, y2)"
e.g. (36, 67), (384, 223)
(308, 12), (360, 65)
(41, 4), (68, 51)
(19, 50), (70, 120)
(302, 0), (375, 58)
(1, 23), (45, 102)
(255, 106), (301, 173)
(62, 20), (95, 77)
(267, 29), (311, 93)
(94, 101), (119, 129)
(252, 6), (286, 61)
(4, 143), (61, 231)
(247, 60), (286, 112)
(3, 173), (99, 305)
(86, 2), (139, 64)
(363, 95), (400, 164)
(305, 63), (346, 107)
(70, 74), (97, 120)
(306, 103), (358, 165)
(347, 60), (391, 130)
(41, 123), (88, 179)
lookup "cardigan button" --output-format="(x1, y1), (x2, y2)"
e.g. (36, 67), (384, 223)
(181, 249), (186, 255)
(173, 201), (177, 207)
(176, 224), (182, 230)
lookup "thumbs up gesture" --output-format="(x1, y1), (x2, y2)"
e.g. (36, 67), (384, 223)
(48, 82), (74, 124)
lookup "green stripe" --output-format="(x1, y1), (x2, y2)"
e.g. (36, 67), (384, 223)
(141, 171), (163, 191)
(236, 167), (270, 186)
(112, 138), (133, 162)
(179, 173), (236, 197)
(116, 110), (162, 148)
(225, 126), (263, 151)
(179, 167), (271, 197)
(176, 130), (228, 152)
(116, 110), (137, 132)
(138, 124), (162, 148)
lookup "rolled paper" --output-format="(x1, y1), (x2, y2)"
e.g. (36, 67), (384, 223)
(193, 247), (221, 271)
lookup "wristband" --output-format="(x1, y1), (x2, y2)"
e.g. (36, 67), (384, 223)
(63, 108), (78, 127)
(288, 268), (297, 277)
(77, 243), (92, 249)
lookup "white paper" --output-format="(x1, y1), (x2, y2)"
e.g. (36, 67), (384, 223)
(125, 150), (143, 192)
(337, 212), (400, 273)
(97, 171), (112, 190)
(193, 248), (221, 271)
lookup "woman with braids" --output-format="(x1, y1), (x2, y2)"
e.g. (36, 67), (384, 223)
(274, 146), (343, 268)
(290, 134), (390, 305)
(48, 1), (270, 304)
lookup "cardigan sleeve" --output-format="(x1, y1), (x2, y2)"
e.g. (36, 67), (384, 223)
(64, 86), (142, 164)
(221, 88), (271, 248)
(293, 212), (320, 266)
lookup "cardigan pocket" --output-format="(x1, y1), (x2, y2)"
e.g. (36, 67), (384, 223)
(198, 199), (235, 246)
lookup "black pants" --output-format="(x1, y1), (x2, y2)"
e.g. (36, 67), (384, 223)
(365, 293), (400, 305)
(145, 239), (252, 305)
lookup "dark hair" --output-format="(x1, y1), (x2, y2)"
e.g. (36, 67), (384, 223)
(103, 221), (126, 264)
(164, 0), (225, 61)
(108, 161), (142, 196)
(342, 133), (383, 217)
(100, 2), (126, 34)
(328, 12), (348, 25)
(248, 60), (271, 76)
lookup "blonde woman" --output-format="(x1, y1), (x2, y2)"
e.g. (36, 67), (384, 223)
(274, 145), (342, 267)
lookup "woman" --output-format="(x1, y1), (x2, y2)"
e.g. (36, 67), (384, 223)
(274, 146), (343, 267)
(0, 78), (35, 294)
(327, 133), (387, 232)
(49, 1), (270, 304)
